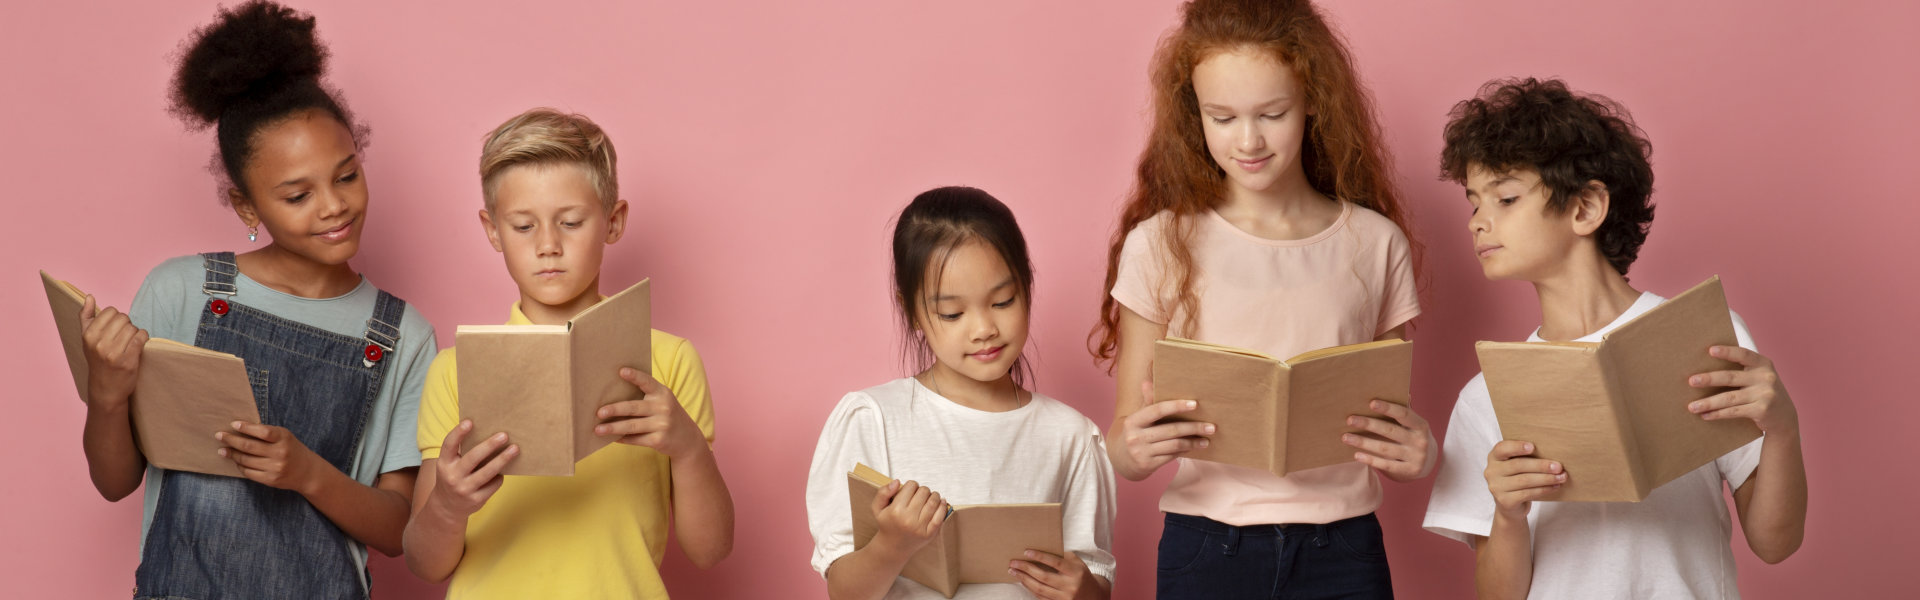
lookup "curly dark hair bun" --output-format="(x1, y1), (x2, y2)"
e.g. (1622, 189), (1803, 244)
(168, 0), (361, 200)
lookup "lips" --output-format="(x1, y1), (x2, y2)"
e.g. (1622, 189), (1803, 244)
(534, 268), (566, 279)
(314, 218), (354, 242)
(968, 345), (1005, 362)
(1475, 243), (1503, 259)
(1234, 155), (1272, 171)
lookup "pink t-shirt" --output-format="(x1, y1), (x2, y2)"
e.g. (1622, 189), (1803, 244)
(1111, 201), (1421, 525)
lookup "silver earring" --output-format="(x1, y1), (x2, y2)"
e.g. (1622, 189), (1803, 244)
(248, 226), (258, 242)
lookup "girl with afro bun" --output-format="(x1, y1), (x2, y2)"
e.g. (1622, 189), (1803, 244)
(75, 2), (438, 597)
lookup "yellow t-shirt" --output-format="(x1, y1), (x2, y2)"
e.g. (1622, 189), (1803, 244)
(418, 303), (715, 599)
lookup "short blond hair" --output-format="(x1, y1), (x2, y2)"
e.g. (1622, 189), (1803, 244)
(479, 107), (618, 211)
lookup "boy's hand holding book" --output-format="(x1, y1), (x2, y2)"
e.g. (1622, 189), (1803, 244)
(1343, 399), (1436, 482)
(1010, 549), (1101, 600)
(1484, 440), (1567, 519)
(1688, 345), (1798, 436)
(78, 295), (148, 409)
(596, 368), (708, 460)
(429, 419), (518, 519)
(870, 478), (950, 557)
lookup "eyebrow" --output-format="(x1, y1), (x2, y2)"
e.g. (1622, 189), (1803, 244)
(1199, 97), (1291, 112)
(931, 277), (1015, 303)
(274, 153), (357, 189)
(1464, 175), (1519, 198)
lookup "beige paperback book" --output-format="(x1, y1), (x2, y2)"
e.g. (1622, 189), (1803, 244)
(847, 463), (1064, 598)
(1475, 276), (1762, 502)
(455, 279), (650, 476)
(42, 270), (260, 477)
(1152, 337), (1413, 476)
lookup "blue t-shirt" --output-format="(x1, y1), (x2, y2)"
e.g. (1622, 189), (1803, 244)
(127, 254), (437, 590)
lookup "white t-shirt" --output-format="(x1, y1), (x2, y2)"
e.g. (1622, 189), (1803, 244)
(1423, 291), (1766, 599)
(806, 378), (1118, 599)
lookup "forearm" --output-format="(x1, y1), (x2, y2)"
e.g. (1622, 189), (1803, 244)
(81, 399), (146, 501)
(670, 445), (734, 568)
(402, 495), (471, 582)
(301, 467), (413, 556)
(1739, 431), (1807, 563)
(826, 539), (915, 600)
(1474, 514), (1534, 600)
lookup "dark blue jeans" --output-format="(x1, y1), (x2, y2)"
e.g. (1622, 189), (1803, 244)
(1156, 512), (1394, 599)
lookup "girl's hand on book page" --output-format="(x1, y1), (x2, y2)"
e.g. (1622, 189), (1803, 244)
(872, 479), (948, 554)
(1345, 400), (1436, 482)
(1485, 440), (1565, 519)
(1010, 550), (1104, 600)
(217, 421), (326, 494)
(429, 419), (516, 518)
(599, 368), (709, 459)
(1688, 345), (1799, 436)
(1116, 380), (1214, 476)
(78, 294), (148, 408)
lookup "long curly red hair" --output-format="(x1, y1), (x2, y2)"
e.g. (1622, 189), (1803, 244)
(1091, 0), (1421, 367)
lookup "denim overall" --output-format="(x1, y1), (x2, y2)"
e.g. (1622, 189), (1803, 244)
(134, 252), (405, 600)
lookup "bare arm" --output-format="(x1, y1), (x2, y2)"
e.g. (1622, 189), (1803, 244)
(77, 296), (150, 501)
(402, 422), (518, 582)
(1474, 440), (1564, 599)
(826, 480), (947, 600)
(598, 368), (734, 568)
(1690, 345), (1806, 563)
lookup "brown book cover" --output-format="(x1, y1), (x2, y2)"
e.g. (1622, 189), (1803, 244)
(1475, 276), (1762, 502)
(1151, 338), (1413, 476)
(846, 463), (1064, 598)
(456, 279), (651, 476)
(42, 270), (261, 477)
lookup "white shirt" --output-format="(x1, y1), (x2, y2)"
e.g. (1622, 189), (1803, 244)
(806, 378), (1118, 599)
(1423, 292), (1766, 599)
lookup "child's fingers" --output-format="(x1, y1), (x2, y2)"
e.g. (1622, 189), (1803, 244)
(871, 480), (902, 515)
(1126, 399), (1198, 429)
(439, 420), (474, 461)
(79, 294), (98, 325)
(467, 444), (519, 483)
(1354, 451), (1409, 474)
(219, 445), (269, 468)
(459, 432), (511, 473)
(1348, 414), (1412, 444)
(230, 421), (278, 443)
(1710, 345), (1769, 369)
(1139, 420), (1213, 445)
(918, 492), (945, 528)
(1688, 390), (1750, 415)
(1494, 471), (1567, 493)
(1700, 404), (1755, 422)
(1008, 566), (1051, 597)
(128, 329), (150, 355)
(1145, 436), (1209, 458)
(1488, 440), (1536, 461)
(1020, 549), (1065, 572)
(1368, 399), (1424, 428)
(597, 399), (659, 420)
(618, 368), (666, 396)
(1689, 369), (1757, 390)
(596, 415), (663, 438)
(1494, 456), (1561, 478)
(214, 431), (266, 455)
(896, 481), (928, 514)
(1341, 432), (1405, 460)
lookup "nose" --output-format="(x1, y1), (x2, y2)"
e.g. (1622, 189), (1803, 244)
(969, 311), (1000, 344)
(1468, 206), (1490, 237)
(315, 188), (348, 220)
(535, 224), (562, 257)
(1237, 119), (1265, 154)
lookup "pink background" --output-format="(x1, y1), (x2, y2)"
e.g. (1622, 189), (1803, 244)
(3, 1), (1913, 597)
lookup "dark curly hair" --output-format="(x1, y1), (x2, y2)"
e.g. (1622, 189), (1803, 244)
(1440, 77), (1654, 276)
(169, 0), (364, 202)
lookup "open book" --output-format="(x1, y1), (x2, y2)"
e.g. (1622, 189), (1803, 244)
(1475, 276), (1762, 502)
(42, 270), (260, 477)
(455, 279), (651, 476)
(1151, 337), (1413, 477)
(847, 463), (1064, 598)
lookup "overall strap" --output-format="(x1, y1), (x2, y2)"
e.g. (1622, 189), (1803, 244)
(201, 251), (239, 297)
(360, 290), (406, 368)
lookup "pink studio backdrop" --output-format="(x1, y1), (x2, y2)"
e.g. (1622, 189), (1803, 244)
(2, 1), (1913, 597)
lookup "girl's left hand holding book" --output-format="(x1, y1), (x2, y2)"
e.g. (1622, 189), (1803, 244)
(597, 367), (709, 459)
(1343, 400), (1438, 482)
(1010, 549), (1107, 600)
(216, 421), (325, 493)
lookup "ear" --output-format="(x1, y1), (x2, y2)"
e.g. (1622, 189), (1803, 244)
(478, 208), (505, 253)
(1568, 180), (1610, 237)
(229, 189), (260, 230)
(603, 199), (630, 244)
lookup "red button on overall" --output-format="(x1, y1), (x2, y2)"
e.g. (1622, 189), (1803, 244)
(210, 299), (230, 315)
(364, 344), (384, 363)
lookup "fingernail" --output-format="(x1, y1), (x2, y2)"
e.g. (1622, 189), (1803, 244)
(1688, 402), (1702, 413)
(1556, 473), (1567, 482)
(1343, 434), (1356, 443)
(1348, 417), (1362, 427)
(506, 445), (518, 454)
(1188, 401), (1198, 409)
(213, 432), (223, 441)
(1198, 439), (1210, 448)
(1025, 550), (1037, 558)
(1550, 462), (1560, 472)
(1204, 424), (1216, 434)
(1711, 347), (1723, 357)
(231, 421), (244, 429)
(215, 448), (225, 456)
(1523, 443), (1534, 453)
(494, 433), (507, 441)
(1690, 376), (1703, 386)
